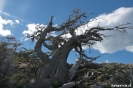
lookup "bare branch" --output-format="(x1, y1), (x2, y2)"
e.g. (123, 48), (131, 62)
(42, 42), (57, 51)
(48, 16), (54, 26)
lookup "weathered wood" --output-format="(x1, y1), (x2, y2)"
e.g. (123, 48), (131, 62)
(25, 9), (132, 88)
(59, 82), (75, 88)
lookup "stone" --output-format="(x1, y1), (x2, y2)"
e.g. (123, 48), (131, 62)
(59, 82), (75, 88)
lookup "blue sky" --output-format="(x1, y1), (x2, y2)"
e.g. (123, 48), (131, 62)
(0, 0), (133, 64)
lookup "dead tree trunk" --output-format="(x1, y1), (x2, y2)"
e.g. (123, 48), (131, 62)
(25, 9), (132, 88)
(25, 38), (76, 88)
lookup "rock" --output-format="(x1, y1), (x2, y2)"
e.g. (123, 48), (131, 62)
(89, 84), (102, 88)
(59, 82), (75, 88)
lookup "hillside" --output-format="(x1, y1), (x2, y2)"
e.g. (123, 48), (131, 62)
(4, 61), (133, 88)
(72, 62), (133, 88)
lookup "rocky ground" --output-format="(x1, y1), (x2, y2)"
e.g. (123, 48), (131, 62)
(7, 62), (133, 88)
(71, 62), (133, 88)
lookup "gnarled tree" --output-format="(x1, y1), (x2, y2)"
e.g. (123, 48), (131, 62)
(25, 9), (132, 88)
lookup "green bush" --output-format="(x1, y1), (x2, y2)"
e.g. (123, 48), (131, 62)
(53, 81), (63, 88)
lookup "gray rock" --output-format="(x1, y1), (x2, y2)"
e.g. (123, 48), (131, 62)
(59, 82), (75, 88)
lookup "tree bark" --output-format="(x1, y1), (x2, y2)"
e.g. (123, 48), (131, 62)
(25, 37), (76, 88)
(24, 10), (132, 88)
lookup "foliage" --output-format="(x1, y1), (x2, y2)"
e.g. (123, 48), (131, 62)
(10, 73), (27, 88)
(52, 81), (63, 88)
(0, 36), (44, 88)
(0, 36), (22, 88)
(8, 48), (44, 88)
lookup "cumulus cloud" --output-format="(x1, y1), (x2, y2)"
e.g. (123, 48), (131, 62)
(77, 7), (133, 53)
(126, 46), (133, 52)
(22, 24), (49, 41)
(22, 7), (133, 53)
(23, 24), (37, 35)
(22, 23), (59, 41)
(15, 20), (19, 24)
(22, 23), (37, 41)
(0, 16), (12, 36)
(0, 16), (20, 36)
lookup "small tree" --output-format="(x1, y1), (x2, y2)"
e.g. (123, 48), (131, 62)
(25, 9), (132, 88)
(0, 36), (21, 87)
(17, 48), (44, 76)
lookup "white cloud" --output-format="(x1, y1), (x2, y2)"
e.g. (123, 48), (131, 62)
(22, 24), (60, 41)
(23, 23), (71, 41)
(15, 20), (19, 24)
(23, 24), (38, 35)
(126, 46), (133, 52)
(0, 16), (19, 36)
(0, 16), (12, 36)
(22, 24), (48, 41)
(22, 7), (133, 54)
(0, 16), (13, 25)
(61, 33), (72, 39)
(77, 7), (133, 53)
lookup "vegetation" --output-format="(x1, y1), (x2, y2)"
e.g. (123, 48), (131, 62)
(0, 9), (132, 88)
(0, 36), (44, 88)
(0, 45), (132, 88)
(73, 63), (133, 88)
